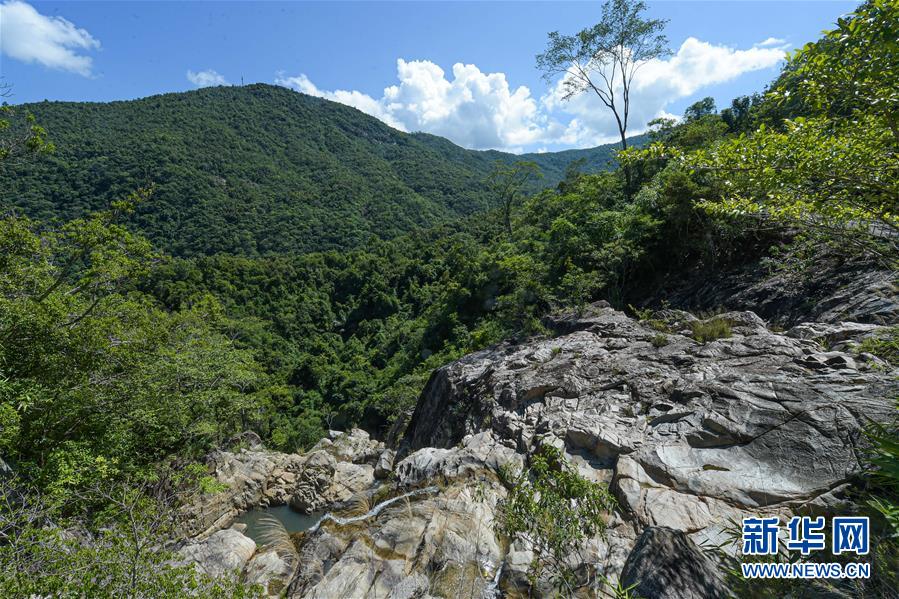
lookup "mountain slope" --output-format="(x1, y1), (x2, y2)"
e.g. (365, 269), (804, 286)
(2, 84), (634, 256)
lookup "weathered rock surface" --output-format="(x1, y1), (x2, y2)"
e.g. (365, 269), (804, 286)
(394, 431), (522, 487)
(181, 449), (305, 539)
(180, 305), (896, 598)
(177, 526), (257, 579)
(288, 482), (506, 599)
(289, 430), (381, 513)
(374, 449), (396, 479)
(244, 545), (297, 598)
(182, 429), (383, 537)
(620, 527), (732, 599)
(390, 306), (894, 594)
(656, 253), (898, 326)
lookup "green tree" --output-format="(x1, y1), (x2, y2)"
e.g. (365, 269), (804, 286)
(719, 94), (760, 134)
(773, 0), (899, 134)
(0, 83), (55, 164)
(683, 97), (716, 122)
(0, 477), (263, 598)
(0, 203), (266, 494)
(621, 1), (899, 264)
(499, 445), (617, 596)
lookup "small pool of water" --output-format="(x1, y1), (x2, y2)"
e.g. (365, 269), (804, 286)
(235, 505), (324, 545)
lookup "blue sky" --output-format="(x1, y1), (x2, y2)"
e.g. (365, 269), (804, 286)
(1, 1), (857, 152)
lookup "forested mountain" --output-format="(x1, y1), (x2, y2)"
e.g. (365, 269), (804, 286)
(0, 84), (631, 256)
(2, 1), (897, 595)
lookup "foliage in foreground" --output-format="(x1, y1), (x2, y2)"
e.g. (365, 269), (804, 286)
(498, 445), (617, 596)
(0, 476), (262, 598)
(622, 0), (899, 265)
(0, 199), (271, 497)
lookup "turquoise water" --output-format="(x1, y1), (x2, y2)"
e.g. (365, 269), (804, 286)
(235, 505), (323, 544)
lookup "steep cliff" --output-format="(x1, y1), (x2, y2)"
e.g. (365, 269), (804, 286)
(180, 304), (896, 597)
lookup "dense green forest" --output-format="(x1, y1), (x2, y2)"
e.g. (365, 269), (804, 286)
(1, 0), (897, 594)
(2, 0), (895, 491)
(0, 84), (632, 256)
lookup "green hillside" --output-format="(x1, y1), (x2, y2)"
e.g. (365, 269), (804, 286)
(1, 84), (631, 256)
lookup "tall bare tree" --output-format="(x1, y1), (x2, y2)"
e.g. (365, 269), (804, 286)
(536, 0), (670, 153)
(488, 160), (542, 237)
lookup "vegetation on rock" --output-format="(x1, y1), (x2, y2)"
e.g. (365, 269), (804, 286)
(498, 445), (617, 596)
(0, 0), (897, 596)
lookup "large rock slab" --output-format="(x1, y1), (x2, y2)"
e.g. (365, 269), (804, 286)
(177, 527), (257, 579)
(390, 305), (895, 594)
(188, 306), (897, 597)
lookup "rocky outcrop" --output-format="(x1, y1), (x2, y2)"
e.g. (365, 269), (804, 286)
(181, 429), (383, 538)
(180, 305), (896, 598)
(180, 447), (305, 539)
(177, 429), (384, 590)
(394, 431), (522, 487)
(177, 526), (257, 579)
(655, 253), (898, 326)
(287, 482), (506, 599)
(289, 430), (380, 513)
(387, 305), (895, 595)
(620, 527), (731, 599)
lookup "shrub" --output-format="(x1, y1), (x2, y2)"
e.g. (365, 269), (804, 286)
(857, 326), (899, 364)
(651, 334), (669, 348)
(498, 445), (616, 596)
(691, 318), (732, 343)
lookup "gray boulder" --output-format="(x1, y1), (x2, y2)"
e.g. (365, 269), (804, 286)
(374, 449), (396, 479)
(620, 527), (732, 599)
(177, 526), (256, 579)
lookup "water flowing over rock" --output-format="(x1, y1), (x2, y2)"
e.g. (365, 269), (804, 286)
(178, 305), (896, 597)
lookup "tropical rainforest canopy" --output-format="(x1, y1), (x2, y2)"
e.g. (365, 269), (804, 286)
(0, 1), (897, 594)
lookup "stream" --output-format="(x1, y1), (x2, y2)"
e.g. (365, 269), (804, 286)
(306, 485), (439, 533)
(234, 486), (440, 545)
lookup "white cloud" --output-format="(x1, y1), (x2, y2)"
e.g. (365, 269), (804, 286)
(277, 37), (786, 151)
(187, 69), (228, 87)
(278, 60), (551, 151)
(0, 0), (99, 76)
(756, 37), (787, 48)
(542, 37), (786, 146)
(275, 72), (404, 129)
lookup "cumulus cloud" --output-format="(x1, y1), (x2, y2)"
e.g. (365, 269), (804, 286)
(275, 72), (404, 129)
(187, 69), (228, 87)
(756, 37), (787, 48)
(277, 37), (786, 151)
(0, 0), (100, 76)
(543, 37), (787, 146)
(278, 60), (553, 151)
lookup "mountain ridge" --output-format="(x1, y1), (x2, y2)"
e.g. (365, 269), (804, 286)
(2, 83), (642, 256)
